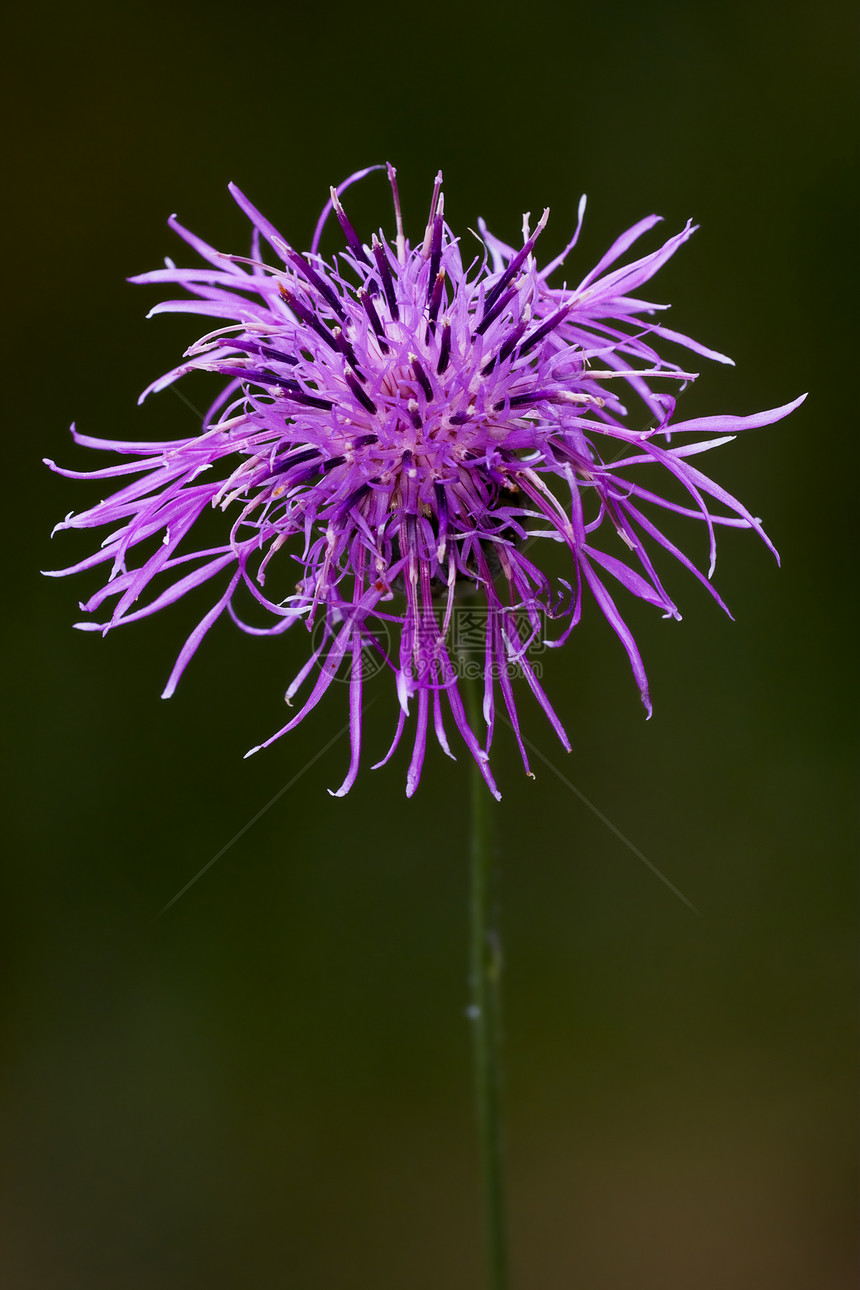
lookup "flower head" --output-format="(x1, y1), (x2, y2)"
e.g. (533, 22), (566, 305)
(46, 165), (803, 797)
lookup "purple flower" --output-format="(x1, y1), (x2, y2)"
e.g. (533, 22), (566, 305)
(45, 165), (804, 798)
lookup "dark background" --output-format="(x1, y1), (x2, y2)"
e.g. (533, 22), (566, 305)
(2, 2), (857, 1286)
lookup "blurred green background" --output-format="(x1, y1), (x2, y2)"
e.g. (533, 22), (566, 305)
(2, 1), (856, 1286)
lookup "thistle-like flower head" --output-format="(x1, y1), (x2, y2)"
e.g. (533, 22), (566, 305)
(46, 165), (803, 797)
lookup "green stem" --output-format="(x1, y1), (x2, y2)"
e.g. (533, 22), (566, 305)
(465, 676), (509, 1290)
